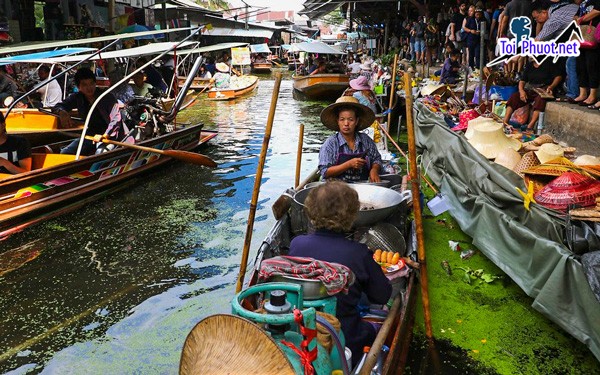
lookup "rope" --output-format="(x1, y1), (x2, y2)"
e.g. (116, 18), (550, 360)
(280, 309), (317, 375)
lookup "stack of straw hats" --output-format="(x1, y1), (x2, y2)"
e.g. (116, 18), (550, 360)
(467, 120), (521, 159)
(534, 172), (600, 211)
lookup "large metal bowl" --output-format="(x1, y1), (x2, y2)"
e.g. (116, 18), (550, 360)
(270, 275), (328, 300)
(293, 183), (406, 227)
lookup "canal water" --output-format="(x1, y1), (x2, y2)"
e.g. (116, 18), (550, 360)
(0, 71), (331, 374)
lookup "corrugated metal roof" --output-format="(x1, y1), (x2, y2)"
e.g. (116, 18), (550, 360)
(203, 27), (273, 39)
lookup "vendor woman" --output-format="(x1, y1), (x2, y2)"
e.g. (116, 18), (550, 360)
(318, 96), (382, 182)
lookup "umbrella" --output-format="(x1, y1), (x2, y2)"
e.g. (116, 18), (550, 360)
(117, 24), (164, 40)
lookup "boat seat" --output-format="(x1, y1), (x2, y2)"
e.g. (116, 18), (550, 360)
(31, 153), (84, 170)
(0, 173), (13, 180)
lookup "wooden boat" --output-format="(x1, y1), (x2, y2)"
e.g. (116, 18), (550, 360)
(3, 108), (83, 147)
(207, 75), (259, 101)
(181, 175), (419, 374)
(293, 74), (350, 100)
(176, 76), (212, 91)
(0, 125), (217, 239)
(160, 90), (198, 112)
(251, 61), (272, 73)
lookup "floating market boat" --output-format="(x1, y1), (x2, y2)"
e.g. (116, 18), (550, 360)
(207, 75), (259, 101)
(290, 42), (349, 100)
(2, 108), (83, 146)
(0, 33), (218, 239)
(250, 43), (273, 73)
(180, 174), (419, 374)
(176, 76), (212, 91)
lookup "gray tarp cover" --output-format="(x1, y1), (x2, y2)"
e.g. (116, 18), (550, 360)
(413, 101), (600, 362)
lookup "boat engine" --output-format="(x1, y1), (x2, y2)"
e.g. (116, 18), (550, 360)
(232, 282), (349, 375)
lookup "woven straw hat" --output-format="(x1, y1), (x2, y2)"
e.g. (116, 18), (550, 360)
(215, 62), (230, 73)
(534, 143), (564, 164)
(513, 151), (540, 178)
(180, 314), (295, 375)
(574, 155), (600, 166)
(534, 172), (600, 211)
(468, 121), (521, 159)
(465, 116), (497, 139)
(494, 148), (522, 170)
(420, 84), (448, 97)
(320, 96), (375, 131)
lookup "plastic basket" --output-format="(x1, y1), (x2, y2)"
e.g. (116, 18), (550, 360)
(374, 84), (384, 95)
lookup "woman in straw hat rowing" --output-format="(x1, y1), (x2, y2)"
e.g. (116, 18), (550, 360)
(318, 96), (382, 183)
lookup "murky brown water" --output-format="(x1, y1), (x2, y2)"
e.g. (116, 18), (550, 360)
(0, 71), (331, 374)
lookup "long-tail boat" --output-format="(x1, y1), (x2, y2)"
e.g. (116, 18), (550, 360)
(290, 42), (349, 100)
(180, 175), (419, 374)
(0, 31), (217, 239)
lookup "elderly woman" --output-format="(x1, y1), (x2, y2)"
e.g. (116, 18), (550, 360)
(288, 180), (392, 360)
(342, 75), (377, 114)
(318, 96), (382, 183)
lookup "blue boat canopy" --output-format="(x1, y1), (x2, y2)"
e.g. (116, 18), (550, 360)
(249, 44), (271, 54)
(0, 47), (96, 65)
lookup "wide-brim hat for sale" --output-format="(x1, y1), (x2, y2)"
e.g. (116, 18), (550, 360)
(494, 148), (522, 170)
(465, 116), (496, 139)
(349, 75), (372, 91)
(215, 62), (230, 73)
(468, 121), (521, 159)
(534, 171), (600, 211)
(320, 96), (375, 131)
(513, 151), (540, 178)
(420, 84), (448, 97)
(534, 143), (564, 164)
(574, 155), (600, 166)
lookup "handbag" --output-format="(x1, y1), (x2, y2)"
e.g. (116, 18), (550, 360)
(579, 23), (598, 49)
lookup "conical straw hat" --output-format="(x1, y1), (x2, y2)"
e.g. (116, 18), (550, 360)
(420, 83), (448, 97)
(468, 121), (521, 159)
(574, 155), (600, 166)
(534, 172), (600, 211)
(494, 148), (522, 170)
(180, 314), (295, 375)
(465, 116), (496, 139)
(534, 143), (564, 164)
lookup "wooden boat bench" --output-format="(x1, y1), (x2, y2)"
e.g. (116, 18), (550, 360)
(31, 153), (85, 170)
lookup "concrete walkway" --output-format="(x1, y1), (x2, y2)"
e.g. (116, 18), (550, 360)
(544, 102), (600, 155)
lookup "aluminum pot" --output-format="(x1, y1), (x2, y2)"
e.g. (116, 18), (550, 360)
(292, 183), (407, 228)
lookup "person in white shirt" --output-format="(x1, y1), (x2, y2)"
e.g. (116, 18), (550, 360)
(36, 65), (62, 107)
(347, 55), (362, 78)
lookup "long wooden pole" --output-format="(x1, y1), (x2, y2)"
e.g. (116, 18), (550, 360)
(403, 72), (434, 339)
(386, 54), (399, 129)
(236, 72), (283, 293)
(294, 124), (305, 188)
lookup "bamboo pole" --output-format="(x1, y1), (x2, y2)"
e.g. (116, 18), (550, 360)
(386, 54), (399, 131)
(294, 124), (305, 188)
(236, 72), (283, 293)
(403, 72), (434, 339)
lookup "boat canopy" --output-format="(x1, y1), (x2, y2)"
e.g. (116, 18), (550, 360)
(289, 41), (345, 55)
(0, 47), (96, 65)
(176, 42), (249, 55)
(0, 42), (197, 64)
(281, 44), (292, 50)
(250, 44), (271, 54)
(0, 27), (194, 55)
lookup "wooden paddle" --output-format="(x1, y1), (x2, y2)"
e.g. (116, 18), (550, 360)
(85, 136), (217, 167)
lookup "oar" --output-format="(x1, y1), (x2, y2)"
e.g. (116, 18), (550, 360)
(403, 72), (434, 340)
(84, 136), (217, 167)
(386, 53), (399, 129)
(236, 72), (283, 293)
(294, 123), (304, 188)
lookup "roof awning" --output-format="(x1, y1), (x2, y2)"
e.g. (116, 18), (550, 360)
(0, 47), (96, 65)
(290, 41), (345, 55)
(0, 42), (196, 64)
(250, 44), (271, 53)
(176, 42), (249, 55)
(203, 27), (273, 39)
(299, 0), (342, 19)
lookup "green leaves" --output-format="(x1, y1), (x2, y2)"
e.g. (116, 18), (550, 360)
(457, 266), (501, 285)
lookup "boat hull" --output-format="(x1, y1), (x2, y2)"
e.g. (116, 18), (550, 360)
(0, 125), (217, 239)
(207, 76), (259, 101)
(293, 74), (350, 100)
(251, 63), (272, 73)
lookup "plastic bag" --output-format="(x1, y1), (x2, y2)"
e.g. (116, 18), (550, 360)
(510, 104), (530, 125)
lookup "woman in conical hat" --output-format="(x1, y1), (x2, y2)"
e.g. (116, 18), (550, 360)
(318, 96), (381, 182)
